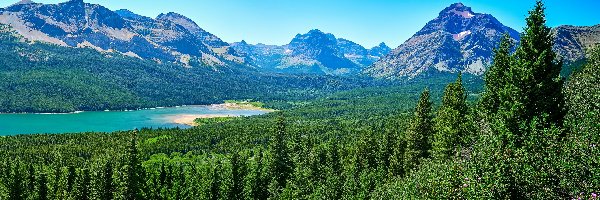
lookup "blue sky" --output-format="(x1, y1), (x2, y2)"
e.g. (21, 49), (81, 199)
(2, 0), (599, 48)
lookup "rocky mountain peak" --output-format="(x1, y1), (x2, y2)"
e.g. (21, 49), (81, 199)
(375, 42), (390, 49)
(12, 0), (35, 6)
(366, 3), (520, 79)
(368, 42), (392, 58)
(155, 11), (228, 48)
(114, 9), (148, 20)
(290, 29), (337, 48)
(157, 12), (201, 33)
(61, 0), (85, 6)
(440, 2), (474, 17)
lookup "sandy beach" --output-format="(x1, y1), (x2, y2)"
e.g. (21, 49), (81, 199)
(170, 114), (239, 126)
(167, 102), (275, 126)
(208, 102), (276, 112)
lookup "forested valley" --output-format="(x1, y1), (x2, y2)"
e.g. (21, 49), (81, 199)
(0, 24), (383, 113)
(0, 1), (598, 199)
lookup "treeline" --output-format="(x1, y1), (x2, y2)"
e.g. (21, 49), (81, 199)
(0, 1), (598, 199)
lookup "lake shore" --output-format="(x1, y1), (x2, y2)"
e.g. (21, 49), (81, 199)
(171, 114), (239, 126)
(207, 102), (276, 112)
(171, 102), (275, 126)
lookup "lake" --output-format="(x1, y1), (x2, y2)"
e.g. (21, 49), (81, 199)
(0, 105), (269, 136)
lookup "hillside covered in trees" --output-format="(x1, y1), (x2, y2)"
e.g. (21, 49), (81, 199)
(0, 1), (598, 199)
(0, 24), (381, 113)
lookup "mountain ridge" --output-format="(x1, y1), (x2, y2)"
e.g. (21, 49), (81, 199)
(365, 2), (521, 79)
(231, 29), (390, 75)
(0, 0), (245, 68)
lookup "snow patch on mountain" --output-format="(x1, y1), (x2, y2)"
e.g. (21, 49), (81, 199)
(453, 10), (475, 18)
(453, 30), (471, 40)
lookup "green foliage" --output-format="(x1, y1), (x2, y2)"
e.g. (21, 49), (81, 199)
(512, 0), (565, 126)
(481, 33), (514, 114)
(561, 45), (600, 195)
(193, 117), (235, 126)
(0, 2), (596, 199)
(269, 114), (293, 194)
(122, 131), (144, 200)
(432, 73), (469, 159)
(403, 89), (434, 171)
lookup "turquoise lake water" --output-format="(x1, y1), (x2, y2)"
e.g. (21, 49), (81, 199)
(0, 105), (268, 136)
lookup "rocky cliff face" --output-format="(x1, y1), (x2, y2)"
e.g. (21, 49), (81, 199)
(232, 29), (390, 75)
(553, 24), (600, 63)
(0, 0), (244, 67)
(365, 3), (520, 79)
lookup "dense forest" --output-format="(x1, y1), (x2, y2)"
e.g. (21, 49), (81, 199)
(0, 1), (598, 199)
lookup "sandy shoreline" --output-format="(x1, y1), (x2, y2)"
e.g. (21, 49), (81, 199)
(172, 102), (275, 126)
(207, 102), (275, 112)
(170, 114), (239, 126)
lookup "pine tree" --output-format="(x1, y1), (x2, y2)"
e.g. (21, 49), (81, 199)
(403, 89), (434, 171)
(389, 138), (406, 177)
(66, 165), (76, 194)
(26, 164), (35, 197)
(75, 168), (91, 200)
(209, 162), (221, 200)
(8, 164), (25, 200)
(123, 130), (144, 200)
(251, 150), (268, 200)
(229, 151), (245, 200)
(511, 0), (565, 127)
(101, 162), (115, 200)
(432, 73), (468, 159)
(473, 1), (567, 198)
(482, 34), (514, 114)
(269, 113), (292, 193)
(37, 173), (49, 200)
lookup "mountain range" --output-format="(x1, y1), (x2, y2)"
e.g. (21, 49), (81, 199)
(0, 0), (244, 68)
(0, 0), (598, 79)
(231, 29), (391, 75)
(366, 3), (599, 79)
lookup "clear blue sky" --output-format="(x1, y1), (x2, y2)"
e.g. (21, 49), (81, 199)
(2, 0), (599, 48)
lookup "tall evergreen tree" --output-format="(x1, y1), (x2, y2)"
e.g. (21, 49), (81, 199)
(229, 152), (245, 200)
(389, 138), (406, 177)
(66, 165), (76, 193)
(512, 0), (565, 126)
(403, 89), (434, 171)
(432, 73), (468, 159)
(209, 162), (221, 200)
(101, 162), (115, 200)
(37, 173), (49, 200)
(8, 164), (24, 200)
(123, 130), (144, 200)
(251, 150), (268, 200)
(269, 113), (292, 193)
(75, 168), (91, 200)
(26, 164), (35, 196)
(482, 34), (514, 114)
(473, 1), (567, 198)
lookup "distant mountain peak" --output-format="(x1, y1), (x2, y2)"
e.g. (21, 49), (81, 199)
(366, 2), (519, 79)
(156, 12), (201, 33)
(61, 0), (84, 5)
(440, 2), (475, 18)
(157, 12), (188, 20)
(376, 42), (389, 48)
(308, 29), (324, 34)
(12, 0), (35, 6)
(114, 9), (148, 20)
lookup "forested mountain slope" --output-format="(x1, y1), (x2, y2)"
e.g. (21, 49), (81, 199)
(0, 25), (376, 113)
